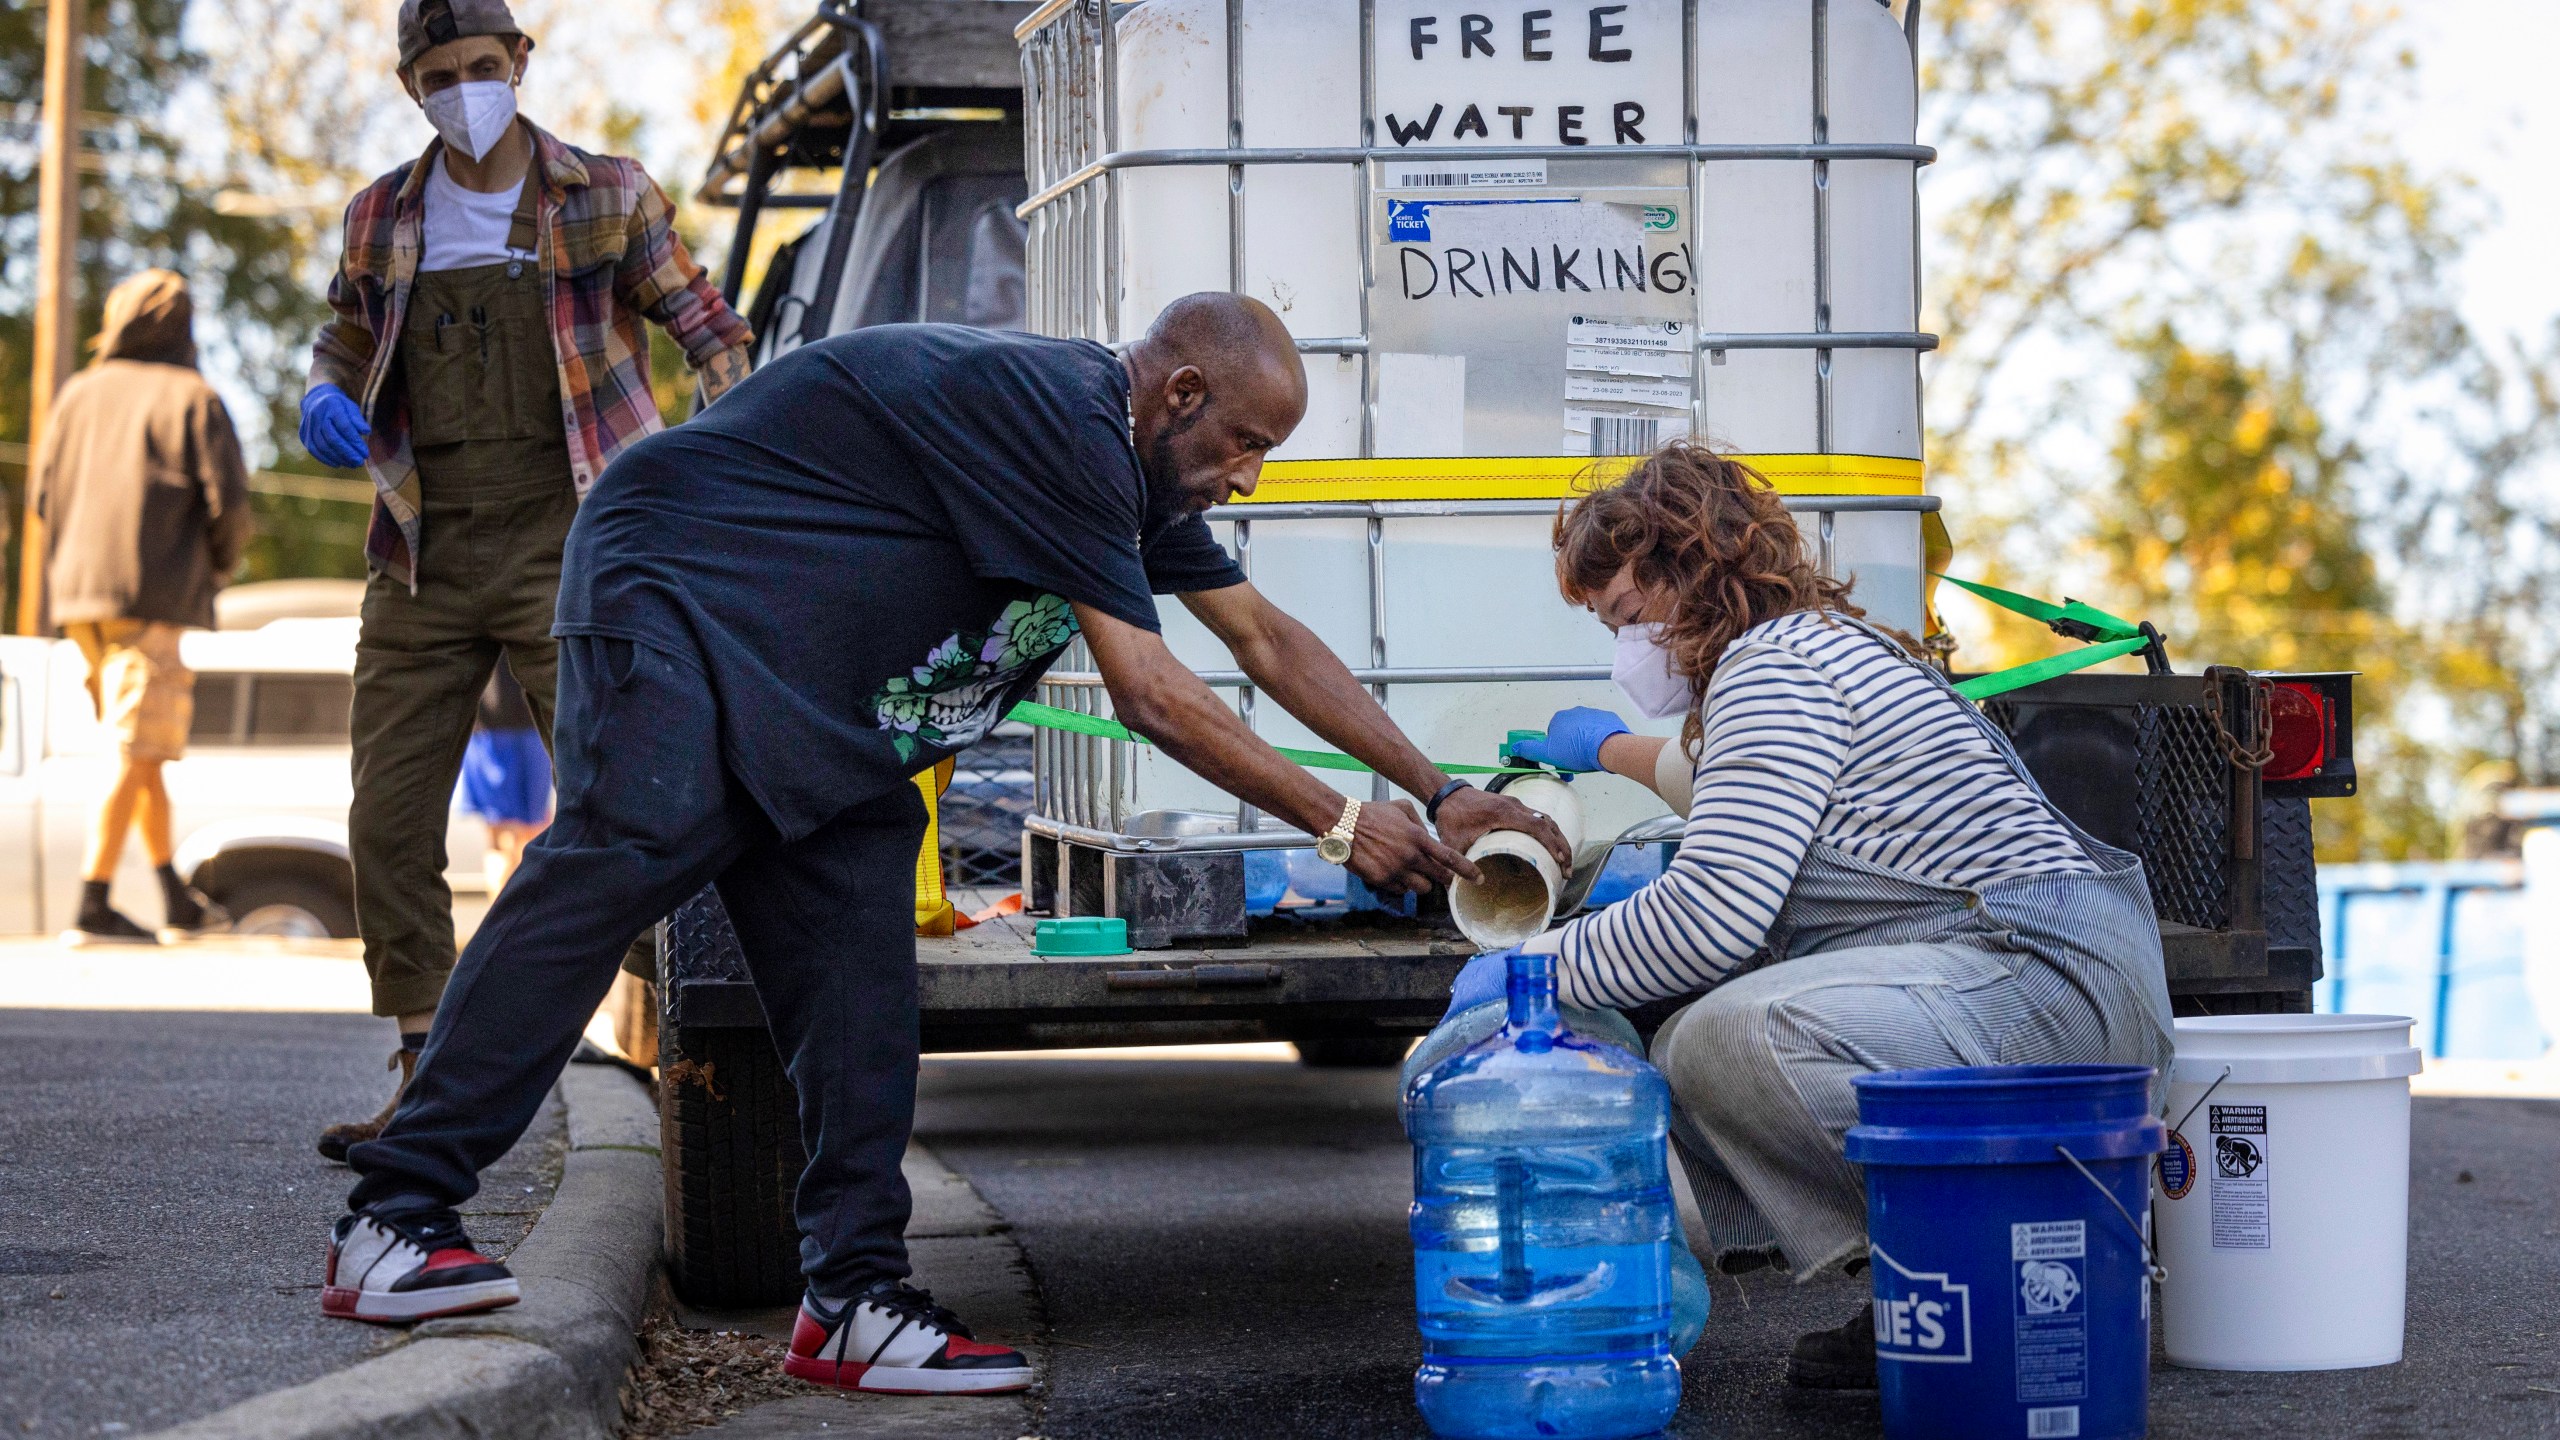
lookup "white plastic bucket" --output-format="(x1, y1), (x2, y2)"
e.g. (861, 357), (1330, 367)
(2155, 1014), (2423, 1371)
(1449, 775), (1582, 951)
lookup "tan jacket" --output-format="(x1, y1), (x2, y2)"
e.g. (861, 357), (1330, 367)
(35, 359), (254, 632)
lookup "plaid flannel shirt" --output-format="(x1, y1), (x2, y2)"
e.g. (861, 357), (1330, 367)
(307, 121), (753, 586)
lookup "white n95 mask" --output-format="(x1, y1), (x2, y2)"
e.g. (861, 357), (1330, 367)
(1612, 624), (1697, 720)
(425, 80), (519, 162)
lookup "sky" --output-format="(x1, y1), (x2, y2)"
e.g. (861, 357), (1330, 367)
(2401, 0), (2560, 352)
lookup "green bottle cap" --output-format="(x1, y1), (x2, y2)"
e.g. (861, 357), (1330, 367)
(1032, 916), (1132, 957)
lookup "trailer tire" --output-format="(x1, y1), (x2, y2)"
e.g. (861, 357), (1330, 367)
(1293, 1036), (1415, 1069)
(660, 1023), (807, 1309)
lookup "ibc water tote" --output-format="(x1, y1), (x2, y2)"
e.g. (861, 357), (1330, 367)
(1044, 0), (1935, 835)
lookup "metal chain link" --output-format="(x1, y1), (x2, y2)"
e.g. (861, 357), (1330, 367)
(2200, 666), (2274, 772)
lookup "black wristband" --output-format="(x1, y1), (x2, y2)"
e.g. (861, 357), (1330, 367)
(1425, 777), (1472, 825)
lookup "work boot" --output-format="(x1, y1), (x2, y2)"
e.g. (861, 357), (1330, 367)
(69, 882), (157, 946)
(1786, 1301), (1879, 1390)
(321, 1210), (519, 1324)
(785, 1282), (1034, 1394)
(317, 1048), (418, 1163)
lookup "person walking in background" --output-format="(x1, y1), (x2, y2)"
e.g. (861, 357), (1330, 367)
(32, 269), (250, 945)
(460, 658), (550, 893)
(297, 0), (753, 1162)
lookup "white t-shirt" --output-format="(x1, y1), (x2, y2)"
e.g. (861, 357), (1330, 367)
(422, 156), (535, 273)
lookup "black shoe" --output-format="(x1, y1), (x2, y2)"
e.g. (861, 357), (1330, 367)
(159, 886), (231, 939)
(1786, 1302), (1878, 1390)
(68, 902), (158, 946)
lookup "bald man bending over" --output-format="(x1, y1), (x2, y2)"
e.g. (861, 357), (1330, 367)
(320, 298), (1567, 1385)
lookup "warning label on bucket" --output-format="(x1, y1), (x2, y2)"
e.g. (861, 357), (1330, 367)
(2012, 1220), (2087, 1403)
(2209, 1104), (2272, 1249)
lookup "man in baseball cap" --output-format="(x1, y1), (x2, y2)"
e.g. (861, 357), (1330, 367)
(299, 0), (753, 1173)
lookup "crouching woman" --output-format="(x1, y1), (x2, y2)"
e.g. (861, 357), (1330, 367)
(1431, 445), (2175, 1389)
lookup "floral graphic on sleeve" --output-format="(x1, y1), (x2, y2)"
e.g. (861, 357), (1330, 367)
(870, 593), (1080, 764)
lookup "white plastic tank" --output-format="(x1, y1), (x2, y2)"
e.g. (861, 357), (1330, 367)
(1028, 0), (1930, 843)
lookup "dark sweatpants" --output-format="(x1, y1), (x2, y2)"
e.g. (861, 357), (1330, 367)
(348, 635), (928, 1296)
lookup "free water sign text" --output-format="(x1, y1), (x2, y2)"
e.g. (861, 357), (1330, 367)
(1374, 1), (1684, 149)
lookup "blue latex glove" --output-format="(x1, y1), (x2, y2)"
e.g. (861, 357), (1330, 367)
(299, 383), (371, 469)
(1445, 947), (1519, 1020)
(1506, 706), (1631, 774)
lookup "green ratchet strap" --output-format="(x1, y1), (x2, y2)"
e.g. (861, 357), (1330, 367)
(1934, 574), (2163, 702)
(1952, 635), (2153, 702)
(1007, 700), (1537, 777)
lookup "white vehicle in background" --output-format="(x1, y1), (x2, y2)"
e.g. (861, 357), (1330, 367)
(0, 580), (494, 939)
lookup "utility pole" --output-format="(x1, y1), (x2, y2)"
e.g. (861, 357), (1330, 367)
(21, 0), (85, 635)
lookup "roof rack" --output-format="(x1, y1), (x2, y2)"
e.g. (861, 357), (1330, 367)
(697, 0), (1032, 208)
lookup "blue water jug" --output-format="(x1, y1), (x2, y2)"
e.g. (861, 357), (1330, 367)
(1403, 952), (1683, 1439)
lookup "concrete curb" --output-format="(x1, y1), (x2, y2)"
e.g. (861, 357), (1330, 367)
(148, 1063), (663, 1440)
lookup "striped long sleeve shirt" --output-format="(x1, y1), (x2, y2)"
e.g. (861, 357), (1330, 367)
(1542, 610), (2096, 1011)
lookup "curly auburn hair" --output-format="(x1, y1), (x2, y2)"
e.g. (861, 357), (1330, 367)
(1554, 442), (1863, 756)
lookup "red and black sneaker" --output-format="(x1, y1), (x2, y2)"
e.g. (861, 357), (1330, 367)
(320, 1211), (520, 1324)
(783, 1282), (1033, 1395)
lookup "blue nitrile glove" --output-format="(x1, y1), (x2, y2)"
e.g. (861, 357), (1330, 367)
(1505, 706), (1630, 774)
(299, 383), (371, 469)
(1445, 947), (1520, 1021)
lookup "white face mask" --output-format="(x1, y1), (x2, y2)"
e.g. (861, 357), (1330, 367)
(1611, 624), (1697, 720)
(424, 79), (519, 162)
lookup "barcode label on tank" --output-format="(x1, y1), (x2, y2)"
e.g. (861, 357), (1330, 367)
(2027, 1406), (2082, 1437)
(1592, 416), (1660, 454)
(1563, 406), (1690, 456)
(1383, 161), (1549, 189)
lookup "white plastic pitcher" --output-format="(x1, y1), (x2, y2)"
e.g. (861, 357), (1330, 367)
(2155, 1014), (2423, 1371)
(1448, 775), (1583, 951)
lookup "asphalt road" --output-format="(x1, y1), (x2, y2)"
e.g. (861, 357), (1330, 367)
(902, 1057), (2560, 1440)
(0, 1009), (564, 1440)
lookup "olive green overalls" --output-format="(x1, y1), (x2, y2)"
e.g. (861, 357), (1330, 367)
(351, 178), (577, 1019)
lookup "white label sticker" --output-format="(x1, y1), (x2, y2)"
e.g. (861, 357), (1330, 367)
(2208, 1104), (2272, 1249)
(1567, 345), (1694, 378)
(1568, 315), (1688, 351)
(1383, 160), (1549, 190)
(1563, 407), (1689, 456)
(1566, 373), (1690, 409)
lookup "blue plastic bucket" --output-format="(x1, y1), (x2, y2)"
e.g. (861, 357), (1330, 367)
(1845, 1065), (2164, 1440)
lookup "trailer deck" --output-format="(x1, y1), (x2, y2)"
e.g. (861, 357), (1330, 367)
(665, 894), (1475, 1054)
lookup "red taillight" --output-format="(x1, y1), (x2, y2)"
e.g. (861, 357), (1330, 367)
(2264, 682), (2330, 781)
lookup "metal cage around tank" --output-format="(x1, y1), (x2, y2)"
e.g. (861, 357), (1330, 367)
(1011, 0), (1940, 857)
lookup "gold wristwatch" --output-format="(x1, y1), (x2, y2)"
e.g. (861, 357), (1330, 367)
(1317, 797), (1363, 865)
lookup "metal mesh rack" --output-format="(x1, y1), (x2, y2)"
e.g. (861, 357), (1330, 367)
(942, 726), (1038, 888)
(1982, 695), (2239, 934)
